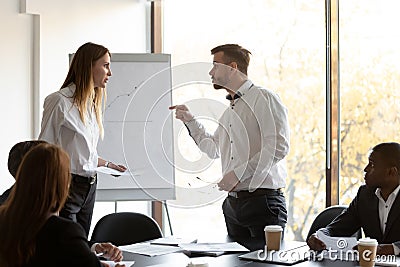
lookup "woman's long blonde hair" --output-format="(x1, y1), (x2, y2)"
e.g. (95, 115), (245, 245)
(61, 42), (109, 138)
(0, 144), (71, 266)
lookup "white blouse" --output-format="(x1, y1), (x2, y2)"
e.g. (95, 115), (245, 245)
(39, 84), (99, 177)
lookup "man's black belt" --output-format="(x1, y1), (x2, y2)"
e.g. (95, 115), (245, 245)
(72, 174), (97, 185)
(228, 188), (282, 199)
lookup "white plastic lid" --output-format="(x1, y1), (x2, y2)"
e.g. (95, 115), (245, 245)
(357, 237), (378, 246)
(264, 225), (283, 232)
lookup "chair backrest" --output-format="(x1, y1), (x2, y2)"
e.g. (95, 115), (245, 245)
(90, 212), (163, 246)
(306, 205), (361, 240)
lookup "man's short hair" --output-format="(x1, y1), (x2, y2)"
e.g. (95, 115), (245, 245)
(8, 140), (47, 178)
(372, 142), (400, 169)
(211, 44), (252, 75)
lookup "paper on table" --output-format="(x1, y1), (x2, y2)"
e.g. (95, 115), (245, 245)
(179, 242), (249, 252)
(375, 256), (400, 267)
(119, 243), (182, 257)
(316, 229), (357, 252)
(143, 257), (214, 267)
(150, 236), (198, 246)
(101, 260), (135, 267)
(96, 166), (138, 176)
(185, 250), (225, 257)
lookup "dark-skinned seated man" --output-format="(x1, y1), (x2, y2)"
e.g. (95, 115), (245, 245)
(307, 142), (400, 256)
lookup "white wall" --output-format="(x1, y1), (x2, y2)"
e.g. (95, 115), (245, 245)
(0, 0), (148, 194)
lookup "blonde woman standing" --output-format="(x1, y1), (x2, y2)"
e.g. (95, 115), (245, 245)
(39, 42), (127, 237)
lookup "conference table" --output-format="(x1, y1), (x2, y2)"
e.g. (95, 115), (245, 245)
(120, 237), (365, 267)
(122, 251), (361, 267)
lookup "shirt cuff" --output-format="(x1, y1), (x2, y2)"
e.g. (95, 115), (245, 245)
(91, 243), (98, 253)
(184, 118), (196, 128)
(184, 119), (196, 135)
(393, 243), (400, 256)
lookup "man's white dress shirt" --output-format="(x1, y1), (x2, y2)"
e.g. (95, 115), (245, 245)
(185, 80), (290, 192)
(375, 185), (400, 254)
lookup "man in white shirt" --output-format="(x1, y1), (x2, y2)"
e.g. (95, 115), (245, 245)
(307, 142), (400, 256)
(170, 44), (290, 246)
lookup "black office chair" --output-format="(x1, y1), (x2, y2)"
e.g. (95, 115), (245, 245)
(90, 212), (163, 246)
(306, 205), (361, 240)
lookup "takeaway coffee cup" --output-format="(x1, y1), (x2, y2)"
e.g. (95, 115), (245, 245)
(357, 237), (378, 267)
(264, 225), (283, 251)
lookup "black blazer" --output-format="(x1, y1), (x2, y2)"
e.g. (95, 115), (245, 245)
(25, 216), (101, 267)
(325, 185), (400, 249)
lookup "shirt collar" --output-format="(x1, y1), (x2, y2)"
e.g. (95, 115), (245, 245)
(375, 184), (400, 200)
(60, 83), (76, 98)
(225, 80), (253, 100)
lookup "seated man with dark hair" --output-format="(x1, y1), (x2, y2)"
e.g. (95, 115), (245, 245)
(0, 140), (46, 205)
(307, 142), (400, 255)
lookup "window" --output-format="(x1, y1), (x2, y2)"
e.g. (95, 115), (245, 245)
(339, 0), (400, 204)
(164, 0), (326, 241)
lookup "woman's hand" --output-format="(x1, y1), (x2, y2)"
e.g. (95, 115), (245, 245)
(107, 162), (127, 172)
(95, 242), (123, 262)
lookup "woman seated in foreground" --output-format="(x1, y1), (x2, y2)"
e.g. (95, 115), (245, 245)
(0, 143), (124, 267)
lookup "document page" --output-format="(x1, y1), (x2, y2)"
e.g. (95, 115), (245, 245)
(150, 236), (198, 246)
(179, 242), (249, 252)
(119, 243), (182, 257)
(375, 256), (400, 267)
(316, 229), (357, 252)
(96, 166), (133, 176)
(101, 260), (135, 267)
